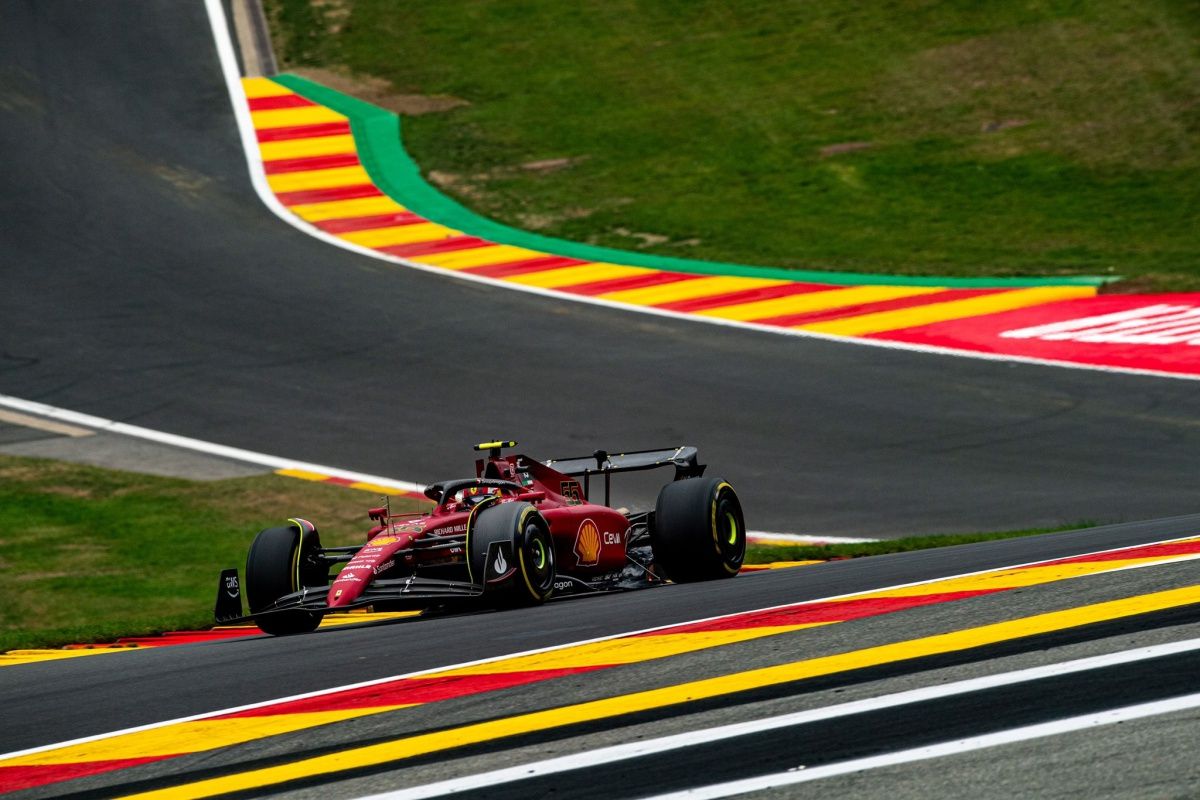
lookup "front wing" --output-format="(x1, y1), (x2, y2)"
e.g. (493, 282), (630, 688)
(214, 571), (485, 625)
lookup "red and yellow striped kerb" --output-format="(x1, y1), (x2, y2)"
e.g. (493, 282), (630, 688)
(242, 77), (1094, 337)
(3, 536), (1197, 793)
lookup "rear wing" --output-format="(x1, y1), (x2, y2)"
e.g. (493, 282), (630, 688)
(544, 446), (706, 481)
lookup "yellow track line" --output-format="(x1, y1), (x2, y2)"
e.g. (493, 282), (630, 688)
(409, 244), (546, 269)
(121, 585), (1200, 799)
(258, 134), (358, 161)
(265, 165), (374, 193)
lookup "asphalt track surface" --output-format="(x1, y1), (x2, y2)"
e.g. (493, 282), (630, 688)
(3, 3), (1200, 799)
(5, 2), (1200, 537)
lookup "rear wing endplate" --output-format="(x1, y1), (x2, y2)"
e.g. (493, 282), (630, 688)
(544, 446), (705, 481)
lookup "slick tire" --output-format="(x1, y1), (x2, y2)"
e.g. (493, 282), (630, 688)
(470, 502), (556, 606)
(245, 524), (325, 636)
(651, 477), (745, 583)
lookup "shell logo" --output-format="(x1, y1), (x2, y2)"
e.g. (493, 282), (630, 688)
(370, 536), (400, 546)
(574, 519), (602, 566)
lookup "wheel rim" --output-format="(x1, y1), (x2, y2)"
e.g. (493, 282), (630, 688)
(714, 492), (745, 566)
(523, 522), (555, 592)
(724, 512), (739, 545)
(530, 537), (547, 570)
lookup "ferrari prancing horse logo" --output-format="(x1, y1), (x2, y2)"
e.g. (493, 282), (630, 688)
(574, 519), (602, 566)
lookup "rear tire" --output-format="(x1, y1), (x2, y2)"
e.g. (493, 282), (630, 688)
(470, 502), (556, 605)
(652, 477), (745, 582)
(245, 524), (326, 635)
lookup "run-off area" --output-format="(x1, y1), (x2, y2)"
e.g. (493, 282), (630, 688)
(41, 557), (1200, 800)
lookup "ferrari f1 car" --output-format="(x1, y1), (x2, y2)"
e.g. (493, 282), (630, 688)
(215, 441), (745, 635)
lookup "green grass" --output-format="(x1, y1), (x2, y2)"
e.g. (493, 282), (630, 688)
(264, 0), (1200, 289)
(0, 455), (422, 652)
(745, 523), (1093, 565)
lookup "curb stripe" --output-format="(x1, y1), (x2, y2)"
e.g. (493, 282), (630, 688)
(378, 235), (491, 257)
(313, 211), (425, 233)
(273, 183), (382, 205)
(801, 286), (1096, 336)
(247, 94), (314, 111)
(258, 134), (357, 161)
(762, 288), (995, 327)
(656, 281), (830, 312)
(232, 71), (1110, 363)
(698, 285), (941, 322)
(558, 271), (702, 296)
(254, 120), (351, 142)
(262, 153), (362, 174)
(459, 255), (587, 276)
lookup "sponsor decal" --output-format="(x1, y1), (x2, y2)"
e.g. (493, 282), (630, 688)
(333, 589), (343, 600)
(394, 522), (425, 533)
(554, 579), (575, 591)
(369, 536), (400, 546)
(486, 543), (515, 583)
(1002, 304), (1200, 345)
(373, 559), (395, 576)
(603, 531), (622, 545)
(336, 573), (363, 582)
(359, 546), (383, 555)
(574, 518), (603, 566)
(224, 574), (240, 599)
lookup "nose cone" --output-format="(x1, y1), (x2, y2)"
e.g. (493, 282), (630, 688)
(327, 532), (413, 607)
(327, 567), (370, 607)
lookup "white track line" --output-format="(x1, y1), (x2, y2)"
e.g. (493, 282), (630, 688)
(201, 0), (1195, 385)
(0, 393), (424, 493)
(361, 637), (1200, 799)
(643, 691), (1200, 799)
(747, 532), (880, 544)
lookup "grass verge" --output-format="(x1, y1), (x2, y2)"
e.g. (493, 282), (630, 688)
(0, 454), (423, 652)
(263, 0), (1200, 289)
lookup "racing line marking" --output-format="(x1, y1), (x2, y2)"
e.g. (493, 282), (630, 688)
(643, 693), (1200, 799)
(359, 636), (1200, 800)
(3, 536), (1199, 793)
(112, 585), (1200, 799)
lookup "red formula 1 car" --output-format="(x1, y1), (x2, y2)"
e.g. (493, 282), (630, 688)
(215, 441), (746, 635)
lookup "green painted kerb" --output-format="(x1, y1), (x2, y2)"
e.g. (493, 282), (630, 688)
(270, 73), (1111, 289)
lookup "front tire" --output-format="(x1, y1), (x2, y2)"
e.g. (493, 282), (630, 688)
(470, 502), (556, 605)
(652, 477), (745, 582)
(245, 523), (326, 635)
